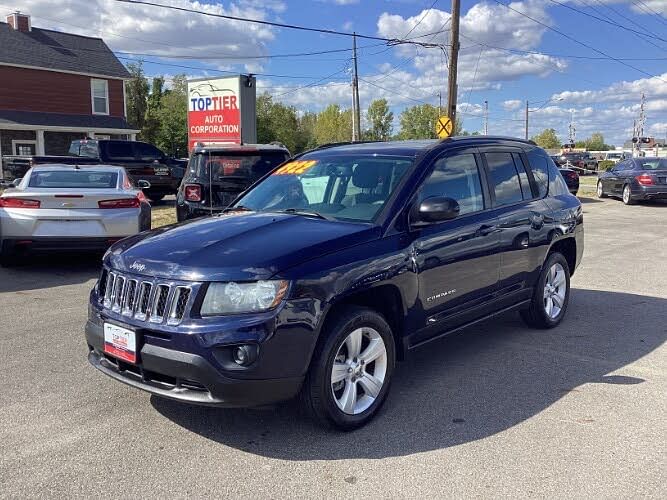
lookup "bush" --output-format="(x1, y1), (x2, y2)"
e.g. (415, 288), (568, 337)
(598, 160), (615, 171)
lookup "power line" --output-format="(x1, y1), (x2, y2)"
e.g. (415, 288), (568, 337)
(403, 0), (440, 39)
(546, 0), (667, 43)
(633, 0), (667, 26)
(359, 77), (434, 105)
(463, 47), (484, 114)
(273, 67), (350, 98)
(492, 0), (667, 83)
(115, 0), (444, 48)
(585, 0), (666, 47)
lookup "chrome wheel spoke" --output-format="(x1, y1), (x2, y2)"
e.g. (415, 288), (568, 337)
(331, 362), (349, 384)
(552, 292), (564, 309)
(345, 329), (362, 359)
(339, 380), (358, 414)
(553, 270), (566, 288)
(358, 373), (383, 398)
(359, 338), (385, 364)
(545, 297), (553, 316)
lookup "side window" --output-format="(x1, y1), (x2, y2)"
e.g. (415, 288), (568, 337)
(420, 153), (484, 215)
(526, 149), (549, 198)
(104, 141), (135, 161)
(135, 142), (163, 161)
(485, 152), (524, 206)
(512, 153), (533, 199)
(548, 160), (569, 196)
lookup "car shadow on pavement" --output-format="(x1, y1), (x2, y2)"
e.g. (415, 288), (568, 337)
(0, 252), (101, 293)
(578, 197), (602, 204)
(152, 288), (666, 460)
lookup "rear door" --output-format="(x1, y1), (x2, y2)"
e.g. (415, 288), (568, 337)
(480, 148), (551, 301)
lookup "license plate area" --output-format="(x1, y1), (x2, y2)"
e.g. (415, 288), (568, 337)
(104, 323), (137, 364)
(154, 168), (170, 176)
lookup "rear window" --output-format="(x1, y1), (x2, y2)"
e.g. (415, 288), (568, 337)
(192, 151), (288, 182)
(104, 142), (136, 161)
(638, 159), (667, 170)
(68, 141), (99, 158)
(28, 171), (118, 188)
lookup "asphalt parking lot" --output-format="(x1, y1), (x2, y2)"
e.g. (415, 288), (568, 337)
(1, 197), (665, 498)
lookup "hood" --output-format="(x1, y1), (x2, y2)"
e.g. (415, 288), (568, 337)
(107, 212), (380, 281)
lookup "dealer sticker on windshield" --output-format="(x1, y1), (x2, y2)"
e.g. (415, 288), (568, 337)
(103, 323), (137, 364)
(274, 160), (318, 175)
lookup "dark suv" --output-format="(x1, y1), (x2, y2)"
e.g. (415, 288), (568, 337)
(176, 143), (290, 221)
(86, 137), (583, 430)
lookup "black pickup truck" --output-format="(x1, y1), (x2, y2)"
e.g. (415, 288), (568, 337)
(1, 139), (186, 201)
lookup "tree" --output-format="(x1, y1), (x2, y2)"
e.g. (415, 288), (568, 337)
(576, 132), (612, 151)
(365, 99), (393, 141)
(125, 62), (149, 131)
(314, 104), (352, 144)
(256, 93), (301, 153)
(296, 111), (318, 152)
(142, 76), (164, 144)
(398, 104), (439, 139)
(156, 74), (188, 157)
(531, 128), (561, 149)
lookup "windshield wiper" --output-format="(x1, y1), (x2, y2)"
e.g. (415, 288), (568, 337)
(278, 208), (333, 221)
(223, 205), (253, 213)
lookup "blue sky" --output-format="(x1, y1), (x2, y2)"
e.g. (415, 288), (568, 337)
(9, 0), (667, 146)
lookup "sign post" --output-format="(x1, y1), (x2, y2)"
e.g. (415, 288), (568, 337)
(187, 75), (256, 151)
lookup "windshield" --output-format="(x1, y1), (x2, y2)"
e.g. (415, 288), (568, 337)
(68, 141), (99, 158)
(233, 154), (413, 222)
(28, 170), (118, 188)
(638, 159), (667, 170)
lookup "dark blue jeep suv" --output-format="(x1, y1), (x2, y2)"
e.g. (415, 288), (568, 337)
(86, 137), (583, 430)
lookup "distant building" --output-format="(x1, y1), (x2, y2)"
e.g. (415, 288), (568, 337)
(0, 12), (138, 160)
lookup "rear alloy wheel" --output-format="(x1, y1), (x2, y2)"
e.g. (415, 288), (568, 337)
(622, 184), (635, 205)
(303, 306), (395, 430)
(521, 252), (570, 329)
(596, 180), (607, 198)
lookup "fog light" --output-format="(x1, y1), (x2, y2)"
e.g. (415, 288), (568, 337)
(233, 345), (257, 366)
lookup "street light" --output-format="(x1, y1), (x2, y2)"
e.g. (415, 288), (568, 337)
(525, 97), (564, 140)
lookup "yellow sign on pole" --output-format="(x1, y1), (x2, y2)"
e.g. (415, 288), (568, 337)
(436, 115), (454, 139)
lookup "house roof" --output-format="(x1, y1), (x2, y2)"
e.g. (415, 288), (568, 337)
(0, 109), (138, 131)
(0, 22), (130, 79)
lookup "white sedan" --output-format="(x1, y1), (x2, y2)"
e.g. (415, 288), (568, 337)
(0, 165), (151, 264)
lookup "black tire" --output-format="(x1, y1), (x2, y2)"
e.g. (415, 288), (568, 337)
(147, 192), (165, 202)
(622, 184), (635, 205)
(596, 180), (607, 198)
(302, 306), (395, 431)
(520, 252), (571, 329)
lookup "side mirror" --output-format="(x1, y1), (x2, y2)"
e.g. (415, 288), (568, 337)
(412, 196), (460, 227)
(11, 178), (22, 187)
(137, 179), (151, 190)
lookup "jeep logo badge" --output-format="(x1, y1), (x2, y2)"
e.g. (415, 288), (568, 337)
(130, 262), (146, 272)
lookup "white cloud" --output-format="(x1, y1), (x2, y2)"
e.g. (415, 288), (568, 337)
(503, 99), (523, 111)
(342, 20), (354, 31)
(15, 0), (276, 63)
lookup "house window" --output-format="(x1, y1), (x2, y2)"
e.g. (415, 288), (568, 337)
(12, 140), (37, 156)
(91, 79), (109, 115)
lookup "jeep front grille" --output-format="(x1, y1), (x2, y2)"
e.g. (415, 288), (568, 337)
(98, 270), (193, 325)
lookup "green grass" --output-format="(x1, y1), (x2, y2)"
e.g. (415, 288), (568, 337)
(578, 175), (598, 197)
(151, 204), (178, 228)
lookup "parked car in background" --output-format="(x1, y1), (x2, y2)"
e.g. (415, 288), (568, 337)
(86, 136), (583, 429)
(597, 157), (667, 205)
(176, 142), (290, 221)
(558, 152), (598, 171)
(0, 165), (151, 264)
(2, 139), (186, 202)
(558, 167), (579, 195)
(603, 151), (629, 164)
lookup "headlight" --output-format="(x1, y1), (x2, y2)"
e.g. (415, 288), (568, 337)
(201, 280), (289, 315)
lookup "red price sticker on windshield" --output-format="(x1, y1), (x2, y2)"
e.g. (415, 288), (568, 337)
(274, 160), (317, 175)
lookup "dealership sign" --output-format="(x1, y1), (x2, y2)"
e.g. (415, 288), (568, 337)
(187, 76), (251, 150)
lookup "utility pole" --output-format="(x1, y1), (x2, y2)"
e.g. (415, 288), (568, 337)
(438, 91), (442, 115)
(483, 100), (488, 135)
(352, 33), (361, 142)
(446, 0), (460, 125)
(636, 92), (646, 157)
(524, 100), (529, 140)
(568, 110), (576, 148)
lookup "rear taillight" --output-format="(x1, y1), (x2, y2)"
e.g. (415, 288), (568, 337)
(98, 197), (141, 209)
(0, 197), (41, 208)
(636, 174), (654, 186)
(184, 184), (202, 202)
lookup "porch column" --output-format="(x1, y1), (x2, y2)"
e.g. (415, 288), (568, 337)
(87, 131), (96, 139)
(36, 129), (45, 155)
(130, 133), (136, 141)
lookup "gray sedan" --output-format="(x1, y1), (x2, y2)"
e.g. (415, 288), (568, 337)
(597, 157), (667, 205)
(0, 165), (151, 264)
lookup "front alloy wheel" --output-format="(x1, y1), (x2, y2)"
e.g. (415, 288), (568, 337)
(331, 327), (388, 415)
(303, 306), (395, 430)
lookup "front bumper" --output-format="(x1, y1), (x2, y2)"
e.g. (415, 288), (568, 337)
(86, 320), (304, 407)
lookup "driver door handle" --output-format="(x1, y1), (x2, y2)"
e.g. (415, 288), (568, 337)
(476, 224), (496, 236)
